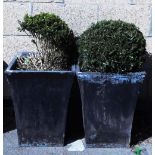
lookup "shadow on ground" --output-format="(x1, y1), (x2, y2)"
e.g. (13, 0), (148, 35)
(131, 53), (152, 145)
(64, 76), (85, 145)
(3, 61), (16, 133)
(3, 99), (16, 133)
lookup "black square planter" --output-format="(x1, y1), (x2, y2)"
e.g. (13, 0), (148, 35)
(5, 52), (75, 147)
(77, 72), (145, 148)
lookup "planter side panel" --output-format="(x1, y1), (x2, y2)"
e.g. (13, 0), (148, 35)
(7, 73), (74, 146)
(77, 73), (145, 148)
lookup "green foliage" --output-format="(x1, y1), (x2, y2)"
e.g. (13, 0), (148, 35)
(18, 12), (78, 70)
(134, 147), (142, 155)
(79, 20), (146, 73)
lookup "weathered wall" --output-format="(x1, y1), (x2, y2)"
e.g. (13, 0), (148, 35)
(3, 0), (152, 63)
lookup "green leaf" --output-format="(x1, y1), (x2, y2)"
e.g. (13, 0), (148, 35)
(24, 58), (30, 65)
(134, 147), (142, 155)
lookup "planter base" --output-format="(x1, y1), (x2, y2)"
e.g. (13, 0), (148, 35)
(85, 132), (130, 148)
(86, 143), (129, 148)
(18, 130), (64, 147)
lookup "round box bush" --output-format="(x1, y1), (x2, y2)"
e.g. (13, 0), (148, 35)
(18, 12), (78, 70)
(79, 20), (146, 73)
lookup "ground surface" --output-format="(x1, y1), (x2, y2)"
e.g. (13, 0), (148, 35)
(3, 130), (152, 155)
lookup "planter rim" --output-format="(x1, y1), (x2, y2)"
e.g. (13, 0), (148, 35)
(76, 71), (146, 84)
(5, 51), (74, 75)
(76, 71), (146, 76)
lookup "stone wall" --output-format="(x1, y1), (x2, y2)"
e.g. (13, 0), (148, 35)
(3, 0), (152, 63)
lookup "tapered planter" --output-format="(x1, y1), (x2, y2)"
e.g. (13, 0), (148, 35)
(5, 52), (75, 147)
(77, 72), (145, 148)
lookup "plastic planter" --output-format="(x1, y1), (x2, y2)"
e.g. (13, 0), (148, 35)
(77, 72), (145, 148)
(5, 52), (75, 147)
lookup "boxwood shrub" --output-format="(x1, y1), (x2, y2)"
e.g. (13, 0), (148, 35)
(18, 12), (78, 70)
(79, 20), (146, 73)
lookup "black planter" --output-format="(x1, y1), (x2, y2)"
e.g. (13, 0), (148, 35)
(77, 72), (145, 148)
(5, 52), (75, 147)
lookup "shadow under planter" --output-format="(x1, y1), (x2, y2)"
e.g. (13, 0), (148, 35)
(77, 72), (145, 148)
(5, 52), (75, 147)
(3, 61), (11, 100)
(131, 53), (152, 145)
(3, 99), (16, 133)
(3, 61), (16, 133)
(64, 76), (85, 145)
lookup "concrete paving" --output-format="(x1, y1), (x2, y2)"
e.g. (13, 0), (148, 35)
(3, 130), (152, 155)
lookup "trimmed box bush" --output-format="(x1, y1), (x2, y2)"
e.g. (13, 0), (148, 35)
(18, 12), (78, 70)
(79, 20), (146, 73)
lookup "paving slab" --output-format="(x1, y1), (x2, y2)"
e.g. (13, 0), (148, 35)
(3, 130), (151, 155)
